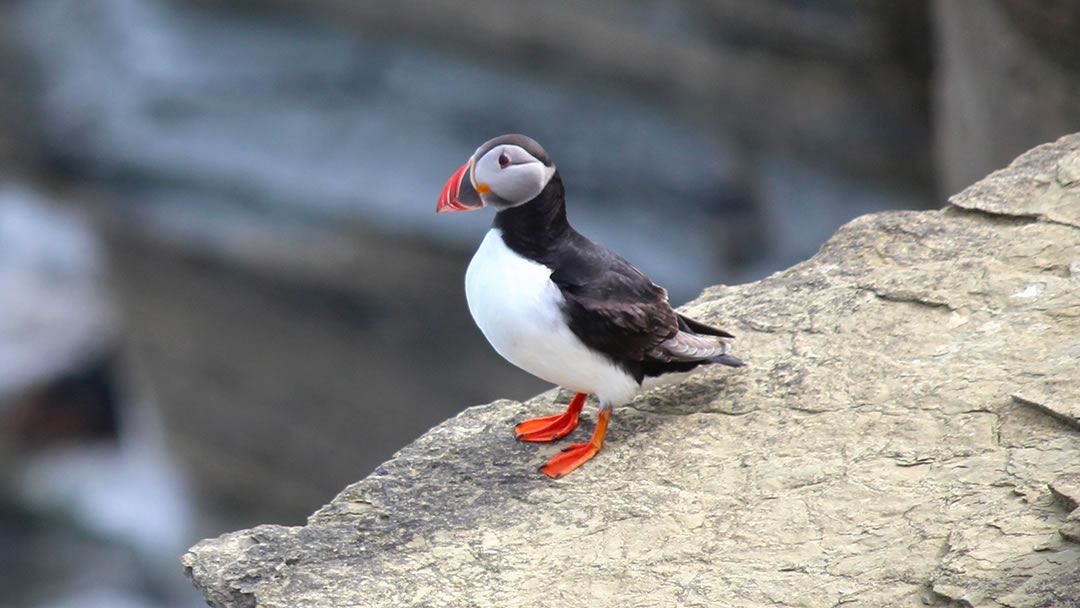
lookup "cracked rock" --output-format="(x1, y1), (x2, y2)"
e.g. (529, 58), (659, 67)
(183, 134), (1080, 607)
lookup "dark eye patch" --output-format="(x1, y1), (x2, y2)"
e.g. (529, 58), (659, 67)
(498, 153), (510, 168)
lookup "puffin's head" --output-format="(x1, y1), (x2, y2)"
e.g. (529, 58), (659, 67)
(437, 134), (556, 213)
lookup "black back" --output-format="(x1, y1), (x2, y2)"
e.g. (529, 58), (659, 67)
(494, 173), (722, 384)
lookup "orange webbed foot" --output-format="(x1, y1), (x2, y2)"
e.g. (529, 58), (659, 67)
(540, 406), (612, 479)
(515, 392), (586, 442)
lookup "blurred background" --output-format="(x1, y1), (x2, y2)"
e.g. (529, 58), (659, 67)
(1, 1), (1079, 606)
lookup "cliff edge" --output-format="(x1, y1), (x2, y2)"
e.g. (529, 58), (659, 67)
(183, 134), (1080, 607)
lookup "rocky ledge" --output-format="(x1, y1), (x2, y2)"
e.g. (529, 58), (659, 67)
(183, 135), (1080, 608)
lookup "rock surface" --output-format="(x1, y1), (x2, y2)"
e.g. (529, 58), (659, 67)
(183, 136), (1080, 606)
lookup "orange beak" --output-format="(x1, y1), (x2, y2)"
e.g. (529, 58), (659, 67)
(437, 160), (483, 213)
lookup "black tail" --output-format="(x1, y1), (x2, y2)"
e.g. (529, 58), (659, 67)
(676, 313), (735, 339)
(675, 314), (743, 367)
(710, 353), (746, 368)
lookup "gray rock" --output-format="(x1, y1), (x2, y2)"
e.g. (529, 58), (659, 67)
(186, 132), (1080, 606)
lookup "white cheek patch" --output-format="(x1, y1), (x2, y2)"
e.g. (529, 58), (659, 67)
(474, 145), (556, 207)
(500, 162), (556, 206)
(502, 164), (543, 203)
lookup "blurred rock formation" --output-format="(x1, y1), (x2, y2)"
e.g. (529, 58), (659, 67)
(0, 185), (198, 608)
(933, 0), (1080, 195)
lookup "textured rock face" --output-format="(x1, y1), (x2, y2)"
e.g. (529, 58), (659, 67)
(184, 135), (1080, 607)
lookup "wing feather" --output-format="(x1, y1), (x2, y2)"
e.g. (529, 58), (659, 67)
(550, 234), (733, 364)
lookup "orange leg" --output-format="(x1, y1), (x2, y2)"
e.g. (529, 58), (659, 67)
(515, 392), (587, 442)
(540, 405), (612, 479)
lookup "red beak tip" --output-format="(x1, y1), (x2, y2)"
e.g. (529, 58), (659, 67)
(436, 161), (473, 213)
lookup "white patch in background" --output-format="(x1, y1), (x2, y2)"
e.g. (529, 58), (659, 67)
(14, 397), (193, 560)
(0, 184), (115, 395)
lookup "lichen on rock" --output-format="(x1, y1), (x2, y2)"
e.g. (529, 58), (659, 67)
(184, 134), (1080, 608)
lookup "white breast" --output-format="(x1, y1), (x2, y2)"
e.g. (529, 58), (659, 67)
(464, 229), (639, 406)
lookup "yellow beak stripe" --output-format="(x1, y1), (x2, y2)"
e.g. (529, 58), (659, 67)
(468, 156), (492, 194)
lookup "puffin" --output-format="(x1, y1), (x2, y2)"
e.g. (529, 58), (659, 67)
(437, 134), (744, 479)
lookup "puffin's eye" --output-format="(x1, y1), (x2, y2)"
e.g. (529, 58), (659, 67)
(498, 153), (510, 168)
